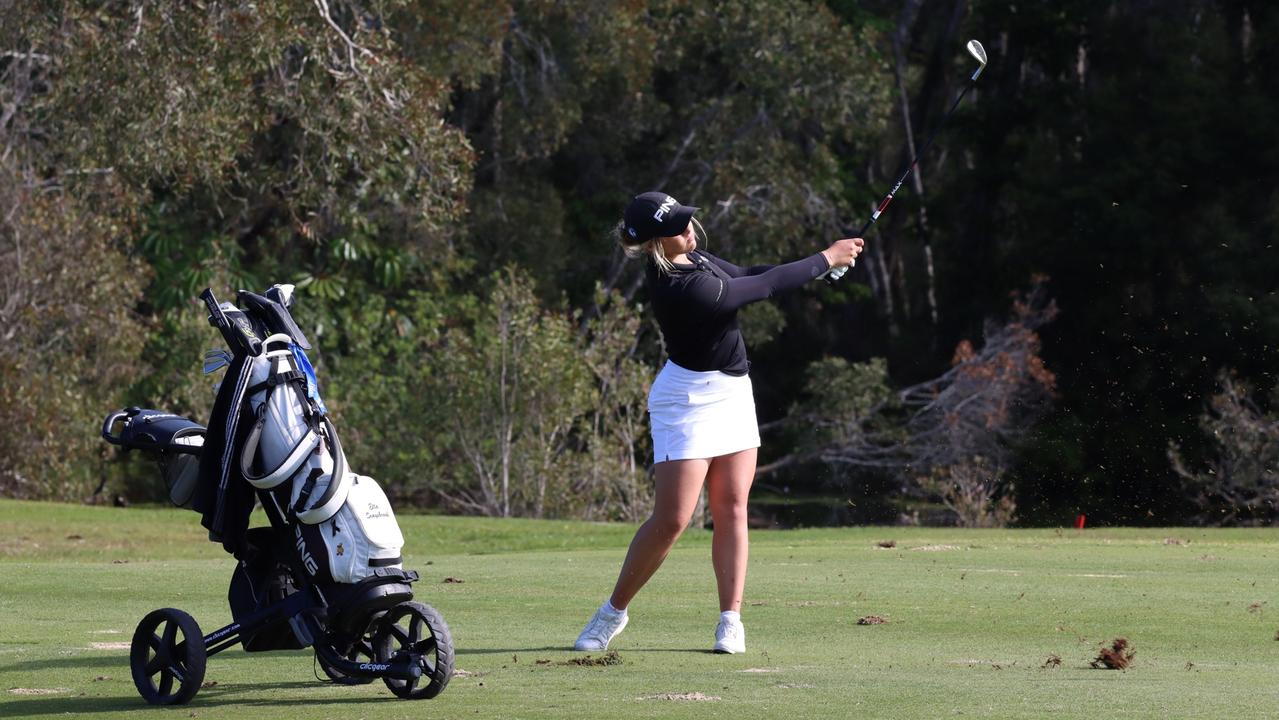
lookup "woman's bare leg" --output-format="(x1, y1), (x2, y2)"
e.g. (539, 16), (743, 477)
(609, 459), (709, 610)
(706, 448), (757, 613)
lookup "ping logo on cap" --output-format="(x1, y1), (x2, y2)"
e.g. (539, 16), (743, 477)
(653, 195), (677, 222)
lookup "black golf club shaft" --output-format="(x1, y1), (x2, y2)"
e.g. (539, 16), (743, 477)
(858, 81), (977, 239)
(827, 44), (986, 283)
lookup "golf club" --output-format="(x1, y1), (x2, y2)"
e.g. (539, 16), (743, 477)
(825, 39), (988, 282)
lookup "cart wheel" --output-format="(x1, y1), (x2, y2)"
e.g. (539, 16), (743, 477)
(130, 608), (207, 705)
(373, 601), (454, 699)
(317, 633), (377, 685)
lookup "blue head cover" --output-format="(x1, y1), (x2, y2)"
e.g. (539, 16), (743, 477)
(290, 344), (329, 416)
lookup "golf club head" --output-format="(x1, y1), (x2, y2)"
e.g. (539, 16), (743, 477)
(967, 39), (987, 80)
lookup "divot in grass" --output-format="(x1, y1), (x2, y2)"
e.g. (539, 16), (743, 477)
(564, 651), (622, 667)
(89, 642), (130, 650)
(639, 692), (720, 701)
(857, 615), (888, 625)
(912, 544), (962, 552)
(9, 688), (71, 695)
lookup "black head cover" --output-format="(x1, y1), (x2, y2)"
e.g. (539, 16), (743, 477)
(237, 290), (312, 350)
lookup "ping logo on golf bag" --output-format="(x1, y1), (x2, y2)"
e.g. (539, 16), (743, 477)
(295, 525), (319, 576)
(652, 195), (677, 222)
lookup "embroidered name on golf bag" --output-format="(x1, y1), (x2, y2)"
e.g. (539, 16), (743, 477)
(304, 474), (405, 584)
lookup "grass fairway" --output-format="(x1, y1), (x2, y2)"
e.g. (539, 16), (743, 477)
(2, 499), (1278, 719)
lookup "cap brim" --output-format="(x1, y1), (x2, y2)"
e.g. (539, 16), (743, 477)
(660, 204), (698, 236)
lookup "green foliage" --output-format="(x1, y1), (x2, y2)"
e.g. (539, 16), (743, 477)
(9, 0), (1275, 528)
(0, 160), (150, 501)
(325, 270), (651, 520)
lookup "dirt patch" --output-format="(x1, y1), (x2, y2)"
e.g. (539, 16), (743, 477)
(875, 540), (897, 549)
(442, 577), (464, 584)
(740, 668), (776, 673)
(639, 692), (720, 701)
(1248, 602), (1265, 614)
(912, 544), (961, 552)
(9, 688), (70, 695)
(1041, 654), (1062, 669)
(452, 669), (479, 678)
(89, 642), (131, 650)
(1090, 637), (1135, 670)
(1162, 537), (1189, 545)
(565, 651), (622, 667)
(857, 615), (888, 625)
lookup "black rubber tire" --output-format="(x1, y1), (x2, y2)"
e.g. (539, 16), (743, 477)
(317, 634), (377, 685)
(373, 601), (454, 699)
(130, 608), (207, 705)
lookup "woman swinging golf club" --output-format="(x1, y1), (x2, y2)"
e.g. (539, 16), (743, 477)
(574, 191), (863, 654)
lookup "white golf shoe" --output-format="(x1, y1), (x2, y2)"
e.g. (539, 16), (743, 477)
(713, 614), (745, 654)
(574, 603), (628, 651)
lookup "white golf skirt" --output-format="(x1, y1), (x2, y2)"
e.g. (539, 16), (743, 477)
(648, 360), (761, 464)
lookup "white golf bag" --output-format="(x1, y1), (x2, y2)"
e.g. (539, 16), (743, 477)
(237, 333), (405, 583)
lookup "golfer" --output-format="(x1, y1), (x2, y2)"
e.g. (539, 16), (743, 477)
(574, 191), (863, 654)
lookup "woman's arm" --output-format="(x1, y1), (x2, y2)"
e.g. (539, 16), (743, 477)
(698, 251), (774, 278)
(683, 238), (864, 316)
(691, 252), (831, 315)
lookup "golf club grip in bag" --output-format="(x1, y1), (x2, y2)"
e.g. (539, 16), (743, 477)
(200, 288), (263, 357)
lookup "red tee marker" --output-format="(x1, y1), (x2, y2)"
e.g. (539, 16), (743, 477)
(1074, 514), (1087, 529)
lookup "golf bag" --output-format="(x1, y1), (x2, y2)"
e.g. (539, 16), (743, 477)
(102, 284), (453, 706)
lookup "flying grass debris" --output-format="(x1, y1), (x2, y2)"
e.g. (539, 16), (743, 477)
(1090, 638), (1135, 670)
(1041, 654), (1062, 669)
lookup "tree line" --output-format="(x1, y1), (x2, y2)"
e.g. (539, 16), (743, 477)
(2, 0), (1274, 526)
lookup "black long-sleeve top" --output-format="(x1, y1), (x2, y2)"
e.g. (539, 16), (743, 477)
(646, 249), (831, 376)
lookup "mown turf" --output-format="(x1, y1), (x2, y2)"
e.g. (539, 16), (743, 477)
(2, 499), (1278, 719)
